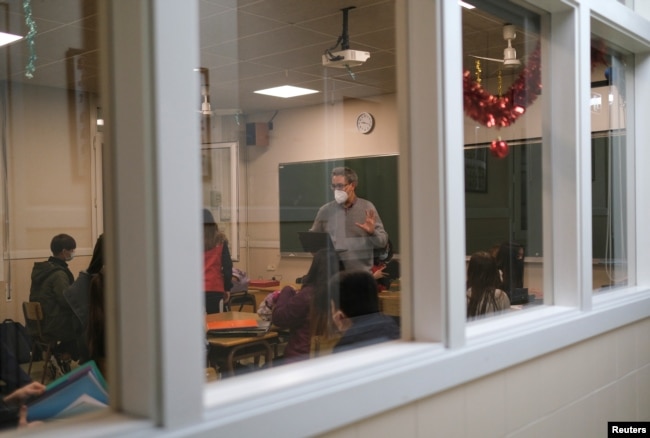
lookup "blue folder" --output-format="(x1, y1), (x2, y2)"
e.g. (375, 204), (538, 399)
(26, 360), (108, 421)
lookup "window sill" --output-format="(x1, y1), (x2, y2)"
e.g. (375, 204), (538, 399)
(196, 287), (650, 437)
(10, 411), (153, 437)
(26, 288), (649, 437)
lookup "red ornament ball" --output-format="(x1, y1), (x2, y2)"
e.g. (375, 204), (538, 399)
(490, 138), (509, 159)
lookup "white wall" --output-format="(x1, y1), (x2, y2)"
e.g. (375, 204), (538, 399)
(320, 317), (650, 437)
(0, 82), (97, 320)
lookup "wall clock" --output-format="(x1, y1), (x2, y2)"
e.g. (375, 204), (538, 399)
(356, 112), (375, 134)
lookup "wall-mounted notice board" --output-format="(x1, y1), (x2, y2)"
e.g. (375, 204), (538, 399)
(279, 155), (399, 255)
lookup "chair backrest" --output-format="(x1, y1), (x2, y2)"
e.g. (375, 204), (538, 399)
(22, 301), (45, 339)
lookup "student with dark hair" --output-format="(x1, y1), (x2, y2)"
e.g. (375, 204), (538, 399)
(330, 270), (399, 353)
(466, 251), (511, 319)
(64, 234), (104, 361)
(29, 234), (79, 364)
(272, 248), (342, 363)
(494, 241), (525, 299)
(87, 268), (106, 377)
(203, 209), (233, 314)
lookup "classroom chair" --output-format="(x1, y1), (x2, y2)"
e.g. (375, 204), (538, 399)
(22, 301), (58, 384)
(229, 291), (257, 312)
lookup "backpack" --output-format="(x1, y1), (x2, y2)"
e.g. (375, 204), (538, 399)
(0, 319), (32, 364)
(230, 267), (250, 293)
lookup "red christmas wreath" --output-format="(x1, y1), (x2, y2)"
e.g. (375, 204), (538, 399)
(463, 40), (611, 159)
(463, 41), (542, 129)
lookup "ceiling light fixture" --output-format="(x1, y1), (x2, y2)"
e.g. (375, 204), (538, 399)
(0, 31), (22, 47)
(458, 1), (476, 9)
(254, 85), (318, 99)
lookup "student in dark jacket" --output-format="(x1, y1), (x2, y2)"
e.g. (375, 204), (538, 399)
(29, 234), (80, 360)
(272, 249), (342, 363)
(330, 270), (400, 353)
(64, 234), (104, 362)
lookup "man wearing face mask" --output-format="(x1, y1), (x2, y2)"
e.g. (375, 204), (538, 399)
(29, 234), (81, 365)
(310, 167), (388, 271)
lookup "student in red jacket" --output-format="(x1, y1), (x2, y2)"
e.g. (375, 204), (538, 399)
(203, 209), (233, 314)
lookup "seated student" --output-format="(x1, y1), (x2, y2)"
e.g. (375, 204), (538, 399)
(330, 270), (400, 353)
(466, 251), (511, 319)
(0, 381), (45, 430)
(371, 239), (400, 292)
(494, 241), (525, 300)
(64, 234), (104, 362)
(29, 234), (80, 365)
(87, 269), (107, 378)
(0, 338), (32, 396)
(272, 249), (342, 363)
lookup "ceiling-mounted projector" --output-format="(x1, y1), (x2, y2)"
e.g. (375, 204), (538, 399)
(322, 49), (370, 68)
(322, 7), (369, 73)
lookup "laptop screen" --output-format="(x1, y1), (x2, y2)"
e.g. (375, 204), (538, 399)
(297, 231), (335, 253)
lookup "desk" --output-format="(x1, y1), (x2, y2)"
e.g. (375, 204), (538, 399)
(206, 312), (278, 377)
(378, 291), (400, 317)
(247, 283), (298, 308)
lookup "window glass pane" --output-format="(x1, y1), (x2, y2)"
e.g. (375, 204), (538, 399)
(200, 1), (401, 381)
(591, 37), (632, 291)
(1, 0), (106, 420)
(462, 2), (543, 320)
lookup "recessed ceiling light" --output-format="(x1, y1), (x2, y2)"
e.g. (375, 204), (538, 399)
(0, 31), (23, 47)
(254, 85), (319, 98)
(459, 1), (476, 9)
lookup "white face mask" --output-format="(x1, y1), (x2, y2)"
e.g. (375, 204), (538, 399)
(65, 250), (75, 262)
(334, 190), (348, 204)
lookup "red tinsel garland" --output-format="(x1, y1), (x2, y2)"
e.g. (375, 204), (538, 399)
(463, 42), (542, 128)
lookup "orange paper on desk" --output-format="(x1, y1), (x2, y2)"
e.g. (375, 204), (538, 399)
(206, 319), (259, 331)
(249, 280), (280, 288)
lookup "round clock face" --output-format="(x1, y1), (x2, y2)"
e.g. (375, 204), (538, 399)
(356, 112), (374, 134)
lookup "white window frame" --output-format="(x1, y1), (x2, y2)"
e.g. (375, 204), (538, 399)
(34, 1), (650, 436)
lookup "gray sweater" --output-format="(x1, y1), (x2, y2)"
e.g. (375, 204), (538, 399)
(310, 198), (388, 271)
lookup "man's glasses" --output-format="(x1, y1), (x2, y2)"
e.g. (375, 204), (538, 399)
(331, 183), (349, 190)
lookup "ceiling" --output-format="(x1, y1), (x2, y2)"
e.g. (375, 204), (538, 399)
(0, 0), (539, 116)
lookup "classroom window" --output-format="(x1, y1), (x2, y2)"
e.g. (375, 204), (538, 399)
(0, 0), (105, 423)
(462, 3), (543, 319)
(199, 1), (402, 380)
(590, 37), (633, 292)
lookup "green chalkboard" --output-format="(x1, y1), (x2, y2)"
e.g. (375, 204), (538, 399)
(279, 155), (399, 255)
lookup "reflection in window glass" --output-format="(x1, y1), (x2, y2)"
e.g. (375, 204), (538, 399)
(591, 39), (632, 291)
(199, 1), (401, 381)
(0, 0), (106, 423)
(462, 3), (542, 320)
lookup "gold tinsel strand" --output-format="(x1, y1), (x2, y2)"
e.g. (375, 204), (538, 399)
(497, 69), (502, 97)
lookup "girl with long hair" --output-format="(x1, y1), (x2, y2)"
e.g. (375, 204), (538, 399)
(272, 248), (342, 362)
(466, 251), (511, 319)
(203, 209), (233, 314)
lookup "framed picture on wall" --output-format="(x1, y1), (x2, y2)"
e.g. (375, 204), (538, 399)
(464, 147), (488, 193)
